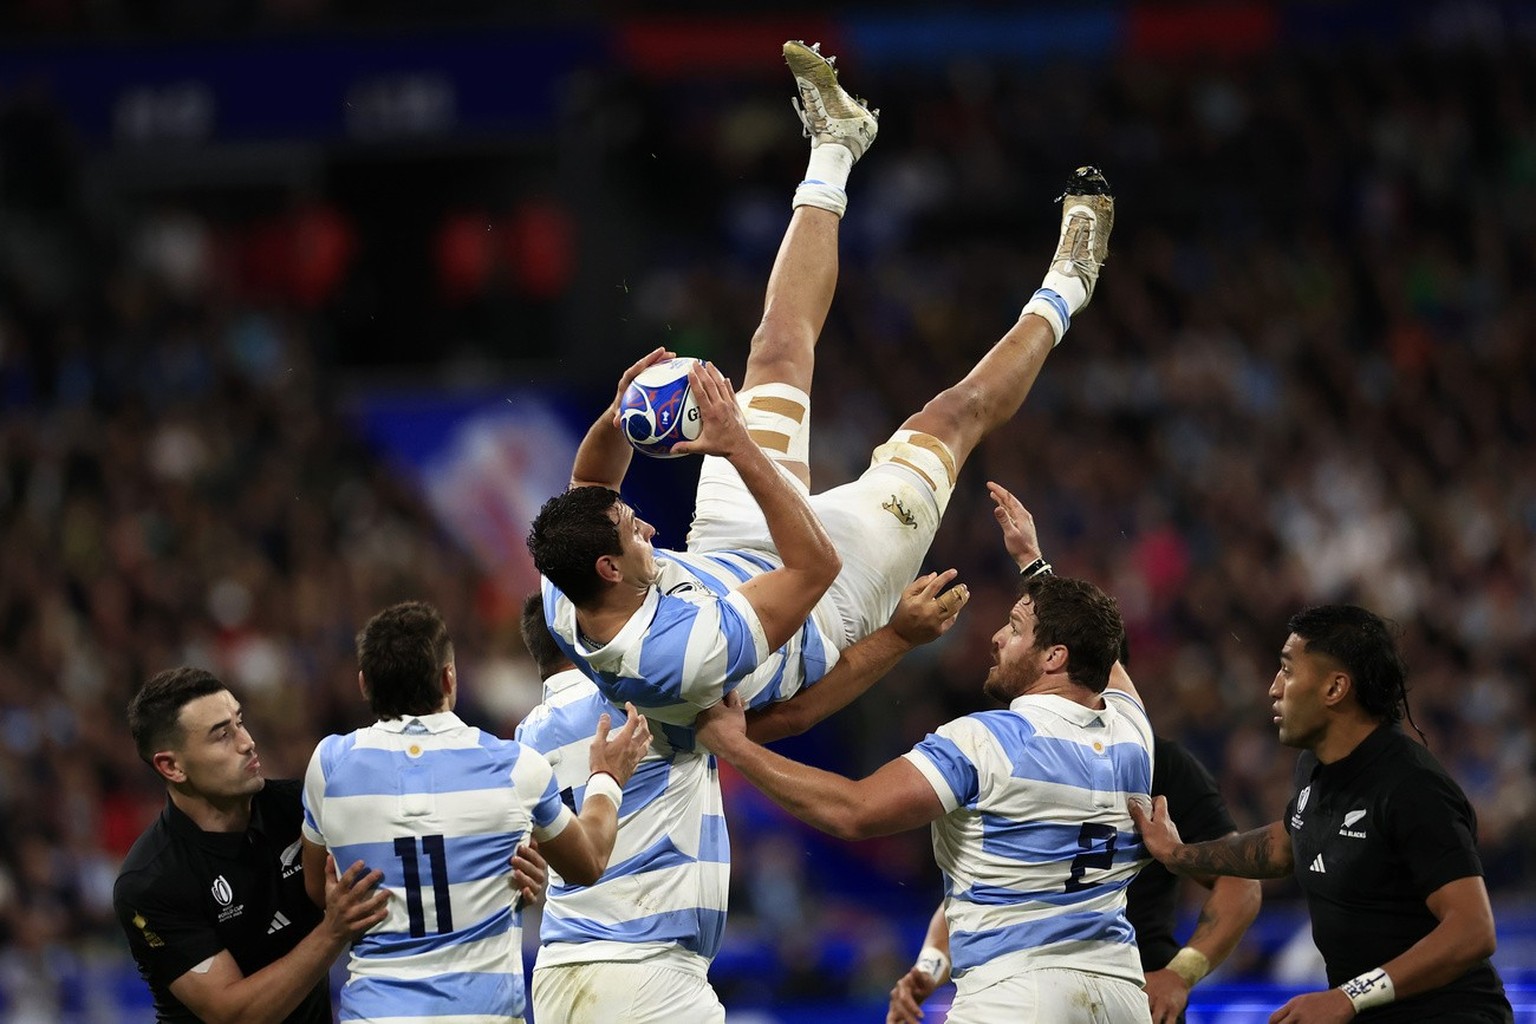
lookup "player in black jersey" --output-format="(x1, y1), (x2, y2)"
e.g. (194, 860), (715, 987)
(1133, 605), (1512, 1023)
(113, 667), (390, 1024)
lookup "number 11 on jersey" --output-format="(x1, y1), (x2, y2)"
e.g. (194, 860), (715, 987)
(394, 834), (452, 937)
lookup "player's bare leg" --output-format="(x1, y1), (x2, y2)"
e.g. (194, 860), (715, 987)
(898, 167), (1116, 479)
(740, 41), (878, 486)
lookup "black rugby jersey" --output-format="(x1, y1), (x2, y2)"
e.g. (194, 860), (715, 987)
(1127, 737), (1239, 974)
(113, 780), (328, 1024)
(1284, 725), (1512, 1022)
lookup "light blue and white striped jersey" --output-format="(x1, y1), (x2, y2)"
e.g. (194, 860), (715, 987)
(302, 713), (573, 1024)
(902, 690), (1154, 992)
(514, 669), (728, 978)
(541, 547), (841, 751)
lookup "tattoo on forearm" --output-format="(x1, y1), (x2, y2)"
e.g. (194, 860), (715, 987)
(1172, 827), (1290, 879)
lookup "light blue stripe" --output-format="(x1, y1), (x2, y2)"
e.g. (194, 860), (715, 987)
(1031, 287), (1072, 332)
(977, 817), (1143, 865)
(707, 555), (755, 584)
(355, 904), (514, 960)
(517, 690), (618, 753)
(742, 656), (788, 709)
(973, 711), (1151, 794)
(798, 614), (830, 685)
(319, 732), (360, 785)
(911, 734), (980, 807)
(322, 745), (516, 798)
(339, 969), (523, 1021)
(950, 908), (1135, 975)
(330, 832), (519, 890)
(655, 551), (733, 597)
(548, 835), (690, 897)
(575, 755), (669, 815)
(699, 812), (729, 864)
(542, 907), (727, 957)
(727, 550), (775, 573)
(957, 874), (1133, 908)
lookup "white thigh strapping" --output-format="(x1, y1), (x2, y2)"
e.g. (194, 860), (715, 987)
(686, 383), (810, 556)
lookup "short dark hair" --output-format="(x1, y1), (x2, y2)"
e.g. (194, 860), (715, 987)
(357, 601), (455, 719)
(520, 592), (572, 681)
(128, 667), (228, 765)
(526, 486), (623, 606)
(1287, 605), (1407, 723)
(1023, 575), (1125, 694)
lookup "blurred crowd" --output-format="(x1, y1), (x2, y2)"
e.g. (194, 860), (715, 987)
(1, 19), (1534, 1016)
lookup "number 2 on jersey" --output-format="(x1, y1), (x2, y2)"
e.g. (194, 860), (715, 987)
(394, 835), (452, 937)
(1064, 822), (1117, 892)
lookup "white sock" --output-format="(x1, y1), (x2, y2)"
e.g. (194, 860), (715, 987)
(792, 143), (854, 217)
(1020, 288), (1071, 346)
(1041, 269), (1089, 314)
(805, 143), (853, 190)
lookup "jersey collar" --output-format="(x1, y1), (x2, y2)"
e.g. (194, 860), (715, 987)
(542, 667), (594, 703)
(371, 711), (466, 734)
(164, 788), (270, 852)
(1316, 722), (1397, 784)
(575, 586), (660, 671)
(1009, 693), (1112, 729)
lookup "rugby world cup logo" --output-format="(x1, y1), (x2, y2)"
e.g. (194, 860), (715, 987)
(211, 875), (233, 907)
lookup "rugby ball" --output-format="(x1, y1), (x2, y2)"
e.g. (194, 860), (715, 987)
(620, 357), (703, 458)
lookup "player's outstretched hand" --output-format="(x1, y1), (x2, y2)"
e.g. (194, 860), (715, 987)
(987, 481), (1043, 568)
(510, 839), (548, 909)
(608, 347), (677, 429)
(1266, 988), (1357, 1024)
(891, 570), (969, 647)
(588, 702), (651, 787)
(1128, 794), (1185, 864)
(669, 361), (750, 459)
(696, 690), (748, 758)
(322, 854), (390, 943)
(887, 966), (941, 1024)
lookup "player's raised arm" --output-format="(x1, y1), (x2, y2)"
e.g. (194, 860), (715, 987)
(672, 361), (841, 652)
(747, 570), (969, 743)
(570, 347), (676, 491)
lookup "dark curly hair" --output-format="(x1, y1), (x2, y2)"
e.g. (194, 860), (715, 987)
(1287, 604), (1407, 723)
(1023, 575), (1125, 694)
(526, 486), (623, 606)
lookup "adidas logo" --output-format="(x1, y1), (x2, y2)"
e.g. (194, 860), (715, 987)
(1309, 854), (1326, 874)
(267, 911), (292, 935)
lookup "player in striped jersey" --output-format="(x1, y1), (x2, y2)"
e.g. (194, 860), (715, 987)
(515, 575), (966, 1024)
(697, 483), (1155, 1024)
(298, 601), (652, 1024)
(527, 41), (1115, 749)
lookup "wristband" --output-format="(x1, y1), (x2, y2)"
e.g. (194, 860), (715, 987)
(1339, 968), (1395, 1012)
(1018, 556), (1053, 579)
(585, 771), (623, 811)
(1165, 946), (1211, 988)
(914, 945), (950, 983)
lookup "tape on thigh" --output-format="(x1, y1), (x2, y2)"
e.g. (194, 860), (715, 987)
(738, 382), (810, 467)
(868, 429), (957, 515)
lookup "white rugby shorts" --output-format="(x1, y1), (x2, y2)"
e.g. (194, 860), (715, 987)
(531, 960), (725, 1024)
(685, 383), (957, 647)
(947, 966), (1152, 1024)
